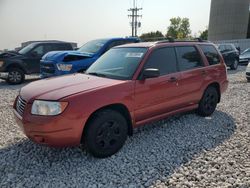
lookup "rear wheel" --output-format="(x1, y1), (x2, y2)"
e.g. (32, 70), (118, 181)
(197, 87), (219, 117)
(7, 68), (25, 85)
(230, 59), (239, 70)
(84, 109), (128, 158)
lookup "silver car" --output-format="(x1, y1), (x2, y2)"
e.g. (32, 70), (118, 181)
(246, 63), (250, 82)
(240, 48), (250, 65)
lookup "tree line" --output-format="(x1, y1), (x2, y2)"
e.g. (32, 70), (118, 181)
(140, 17), (208, 41)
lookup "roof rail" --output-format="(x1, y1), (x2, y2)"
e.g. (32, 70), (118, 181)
(156, 37), (209, 44)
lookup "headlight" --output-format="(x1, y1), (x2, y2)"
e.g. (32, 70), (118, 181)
(0, 61), (4, 68)
(31, 100), (68, 116)
(56, 64), (73, 71)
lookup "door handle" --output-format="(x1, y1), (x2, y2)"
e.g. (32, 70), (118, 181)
(169, 77), (177, 82)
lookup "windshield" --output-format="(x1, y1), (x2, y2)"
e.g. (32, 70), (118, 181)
(86, 47), (147, 80)
(18, 43), (37, 55)
(242, 48), (250, 54)
(78, 39), (108, 54)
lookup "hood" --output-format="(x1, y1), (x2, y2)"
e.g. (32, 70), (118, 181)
(240, 53), (250, 59)
(20, 74), (126, 102)
(0, 51), (21, 59)
(43, 50), (94, 63)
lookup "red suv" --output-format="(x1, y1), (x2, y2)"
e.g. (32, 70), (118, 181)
(13, 40), (228, 158)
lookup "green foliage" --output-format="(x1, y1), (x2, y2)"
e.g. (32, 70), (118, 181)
(166, 17), (191, 39)
(199, 29), (208, 40)
(140, 31), (164, 41)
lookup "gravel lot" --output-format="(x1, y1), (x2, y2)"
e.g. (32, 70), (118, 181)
(0, 67), (249, 188)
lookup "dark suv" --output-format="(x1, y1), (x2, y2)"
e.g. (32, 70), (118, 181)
(0, 41), (73, 84)
(217, 44), (239, 70)
(14, 39), (228, 158)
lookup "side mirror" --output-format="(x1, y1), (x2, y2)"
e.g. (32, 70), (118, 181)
(142, 68), (160, 79)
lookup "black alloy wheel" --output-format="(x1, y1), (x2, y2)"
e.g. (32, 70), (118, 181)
(197, 87), (219, 117)
(7, 68), (25, 84)
(84, 109), (128, 158)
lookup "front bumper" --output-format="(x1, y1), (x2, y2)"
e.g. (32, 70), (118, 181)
(0, 72), (8, 80)
(40, 61), (74, 78)
(13, 101), (87, 147)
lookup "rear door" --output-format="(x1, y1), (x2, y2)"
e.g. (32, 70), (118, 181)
(175, 45), (207, 107)
(134, 47), (182, 123)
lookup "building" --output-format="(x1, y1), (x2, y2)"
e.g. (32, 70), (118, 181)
(208, 0), (250, 41)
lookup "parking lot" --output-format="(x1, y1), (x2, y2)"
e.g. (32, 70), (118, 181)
(0, 67), (249, 187)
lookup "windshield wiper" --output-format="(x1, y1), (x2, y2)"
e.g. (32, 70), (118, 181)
(87, 72), (107, 78)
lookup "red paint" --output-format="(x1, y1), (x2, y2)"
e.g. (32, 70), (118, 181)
(13, 42), (228, 147)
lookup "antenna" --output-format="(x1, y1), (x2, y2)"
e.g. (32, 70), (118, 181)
(128, 0), (142, 37)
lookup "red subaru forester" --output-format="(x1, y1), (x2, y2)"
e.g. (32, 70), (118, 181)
(13, 40), (228, 158)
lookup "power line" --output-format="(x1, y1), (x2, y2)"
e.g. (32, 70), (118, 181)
(128, 0), (142, 37)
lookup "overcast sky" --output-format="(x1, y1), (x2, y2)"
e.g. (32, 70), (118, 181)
(0, 0), (211, 50)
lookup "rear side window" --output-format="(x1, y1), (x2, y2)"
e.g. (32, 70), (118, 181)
(200, 45), (220, 65)
(176, 46), (204, 71)
(144, 47), (177, 76)
(56, 43), (73, 50)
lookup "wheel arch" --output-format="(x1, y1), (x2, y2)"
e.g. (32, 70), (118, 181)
(205, 82), (221, 103)
(6, 63), (27, 74)
(81, 103), (133, 144)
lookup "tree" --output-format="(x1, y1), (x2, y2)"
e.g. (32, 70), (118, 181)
(199, 29), (208, 40)
(140, 31), (164, 41)
(166, 17), (191, 39)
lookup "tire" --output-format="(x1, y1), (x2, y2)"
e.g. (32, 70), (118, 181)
(84, 109), (128, 158)
(230, 59), (239, 70)
(247, 78), (250, 82)
(197, 87), (219, 117)
(7, 68), (25, 85)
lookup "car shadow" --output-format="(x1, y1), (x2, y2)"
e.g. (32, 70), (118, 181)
(0, 110), (236, 187)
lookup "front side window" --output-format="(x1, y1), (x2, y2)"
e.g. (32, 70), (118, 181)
(176, 46), (204, 71)
(143, 47), (177, 76)
(200, 45), (220, 65)
(86, 47), (147, 80)
(18, 43), (37, 55)
(31, 45), (45, 56)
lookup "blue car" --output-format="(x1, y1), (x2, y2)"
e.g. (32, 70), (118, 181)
(40, 37), (140, 78)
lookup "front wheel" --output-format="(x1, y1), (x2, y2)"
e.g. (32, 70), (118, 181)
(84, 109), (128, 158)
(230, 59), (239, 70)
(7, 68), (25, 85)
(197, 87), (219, 117)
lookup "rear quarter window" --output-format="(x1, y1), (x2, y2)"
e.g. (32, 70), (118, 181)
(199, 45), (220, 66)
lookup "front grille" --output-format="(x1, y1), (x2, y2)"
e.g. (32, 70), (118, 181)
(16, 96), (27, 116)
(41, 63), (55, 74)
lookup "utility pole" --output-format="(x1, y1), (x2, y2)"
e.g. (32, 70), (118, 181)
(128, 0), (142, 37)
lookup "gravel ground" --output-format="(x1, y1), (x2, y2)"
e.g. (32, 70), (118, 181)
(0, 67), (249, 188)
